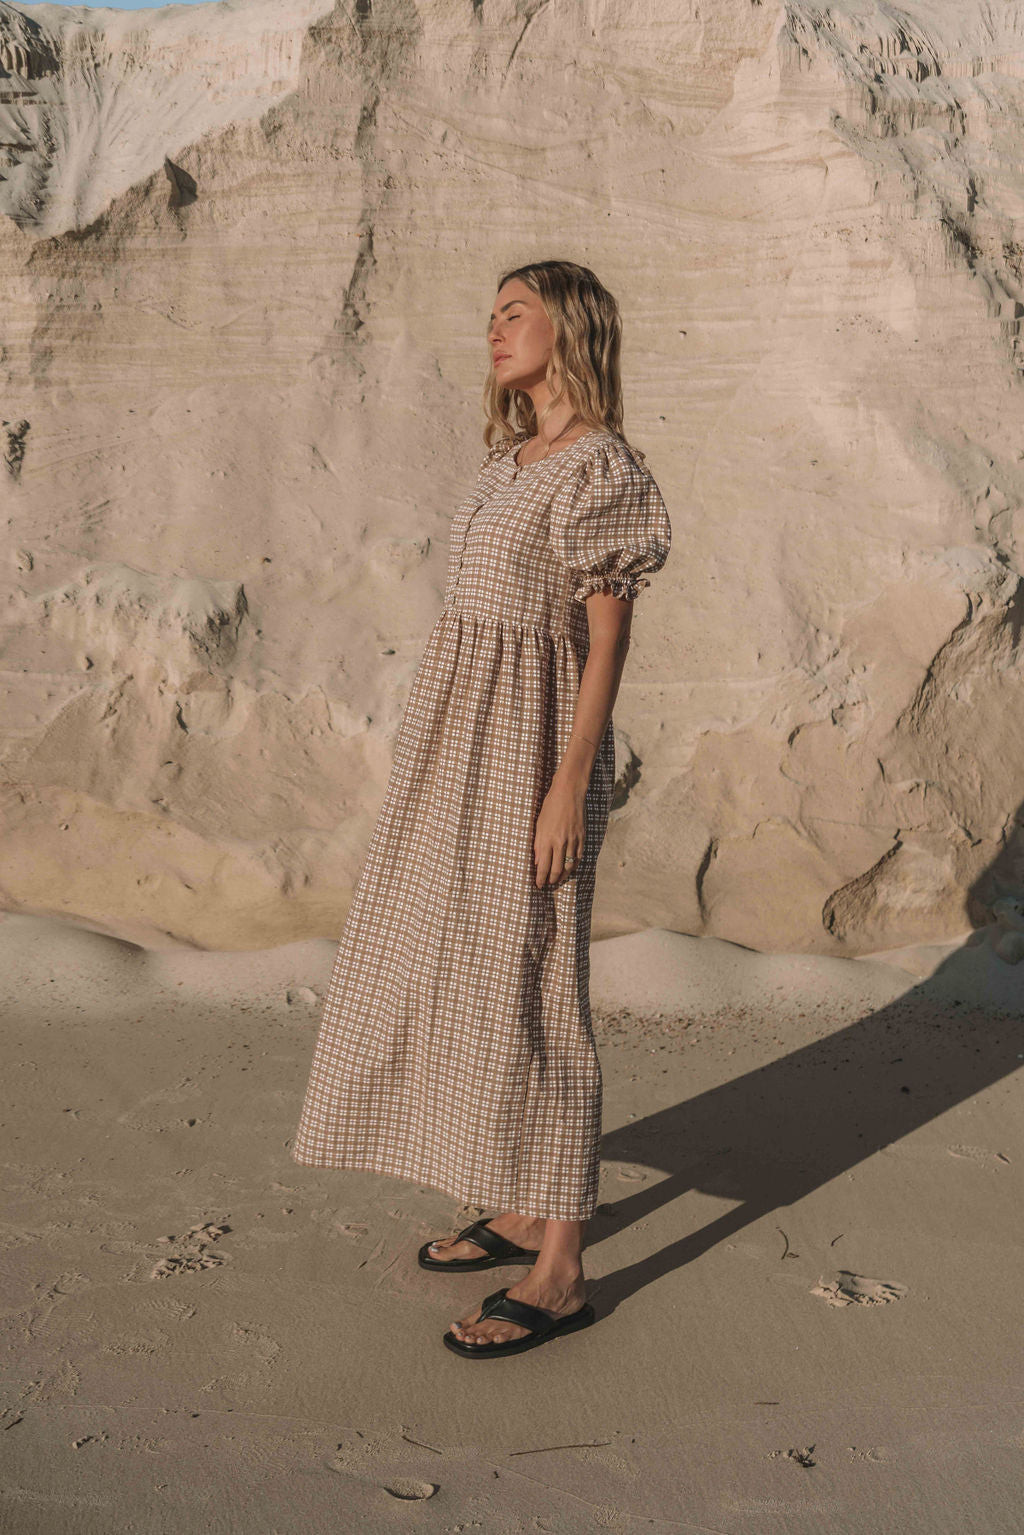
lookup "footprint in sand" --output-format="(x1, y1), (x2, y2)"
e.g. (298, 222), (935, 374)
(811, 1271), (908, 1308)
(327, 1431), (437, 1498)
(382, 1481), (438, 1500)
(150, 1221), (230, 1279)
(769, 1445), (816, 1468)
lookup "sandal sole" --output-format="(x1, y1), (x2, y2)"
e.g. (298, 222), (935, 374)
(442, 1304), (596, 1358)
(417, 1241), (541, 1272)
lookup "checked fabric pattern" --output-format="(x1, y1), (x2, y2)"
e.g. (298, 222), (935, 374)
(292, 429), (672, 1220)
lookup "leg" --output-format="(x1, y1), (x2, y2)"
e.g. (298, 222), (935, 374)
(449, 1216), (588, 1345)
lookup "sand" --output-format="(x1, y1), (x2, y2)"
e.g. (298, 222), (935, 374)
(2, 0), (1024, 1524)
(2, 911), (1021, 1533)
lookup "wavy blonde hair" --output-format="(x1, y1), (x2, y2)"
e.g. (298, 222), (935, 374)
(482, 259), (630, 450)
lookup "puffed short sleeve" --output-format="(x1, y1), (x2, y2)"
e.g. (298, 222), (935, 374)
(550, 439), (672, 603)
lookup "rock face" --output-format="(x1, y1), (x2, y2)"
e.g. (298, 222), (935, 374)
(1, 0), (1023, 953)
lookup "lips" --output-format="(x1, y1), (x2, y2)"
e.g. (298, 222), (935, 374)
(493, 353), (510, 365)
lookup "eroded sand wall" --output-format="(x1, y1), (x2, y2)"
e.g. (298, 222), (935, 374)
(1, 0), (1023, 952)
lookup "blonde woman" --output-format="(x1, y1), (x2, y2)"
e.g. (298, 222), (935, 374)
(293, 259), (672, 1358)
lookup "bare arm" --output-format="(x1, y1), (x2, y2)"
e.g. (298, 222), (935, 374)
(533, 590), (633, 889)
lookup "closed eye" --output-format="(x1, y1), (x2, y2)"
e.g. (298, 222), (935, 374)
(488, 310), (522, 334)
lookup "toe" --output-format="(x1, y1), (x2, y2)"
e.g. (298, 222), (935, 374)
(430, 1236), (482, 1262)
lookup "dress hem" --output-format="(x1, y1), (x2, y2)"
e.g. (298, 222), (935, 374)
(289, 1145), (599, 1223)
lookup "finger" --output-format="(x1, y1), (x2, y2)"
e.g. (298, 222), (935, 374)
(559, 844), (580, 881)
(548, 845), (573, 888)
(534, 846), (552, 888)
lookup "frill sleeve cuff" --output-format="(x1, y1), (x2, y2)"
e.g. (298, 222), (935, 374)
(572, 572), (653, 603)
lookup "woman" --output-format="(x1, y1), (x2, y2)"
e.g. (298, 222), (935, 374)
(293, 259), (672, 1358)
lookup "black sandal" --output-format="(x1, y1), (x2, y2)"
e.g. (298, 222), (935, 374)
(443, 1286), (596, 1358)
(417, 1218), (542, 1272)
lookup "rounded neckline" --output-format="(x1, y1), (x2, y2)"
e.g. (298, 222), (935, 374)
(511, 428), (609, 473)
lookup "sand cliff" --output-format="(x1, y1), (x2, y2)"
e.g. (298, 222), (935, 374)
(2, 0), (1024, 954)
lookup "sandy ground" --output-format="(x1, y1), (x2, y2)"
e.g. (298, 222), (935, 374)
(1, 912), (1021, 1534)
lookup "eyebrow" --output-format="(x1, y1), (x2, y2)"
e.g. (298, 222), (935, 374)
(487, 297), (526, 323)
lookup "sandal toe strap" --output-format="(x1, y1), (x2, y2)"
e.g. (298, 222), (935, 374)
(477, 1288), (557, 1334)
(454, 1220), (515, 1259)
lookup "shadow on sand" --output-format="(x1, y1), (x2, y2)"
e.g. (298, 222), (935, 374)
(592, 845), (1023, 1312)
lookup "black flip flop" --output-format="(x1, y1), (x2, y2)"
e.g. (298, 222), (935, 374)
(418, 1218), (542, 1272)
(443, 1286), (596, 1358)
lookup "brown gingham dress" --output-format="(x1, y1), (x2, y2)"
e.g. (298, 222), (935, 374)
(292, 427), (671, 1220)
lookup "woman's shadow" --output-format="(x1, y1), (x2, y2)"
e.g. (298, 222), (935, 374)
(591, 817), (1024, 1311)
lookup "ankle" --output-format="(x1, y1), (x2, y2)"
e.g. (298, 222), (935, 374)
(531, 1256), (585, 1285)
(503, 1212), (545, 1233)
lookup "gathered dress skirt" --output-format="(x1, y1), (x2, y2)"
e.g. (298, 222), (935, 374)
(292, 428), (671, 1220)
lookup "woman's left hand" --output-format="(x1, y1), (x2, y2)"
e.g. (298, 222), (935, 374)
(534, 774), (587, 889)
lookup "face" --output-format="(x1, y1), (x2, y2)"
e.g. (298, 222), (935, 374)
(487, 278), (555, 392)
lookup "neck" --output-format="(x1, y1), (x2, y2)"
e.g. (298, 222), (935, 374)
(523, 381), (580, 444)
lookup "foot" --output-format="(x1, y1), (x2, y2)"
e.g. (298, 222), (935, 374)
(426, 1211), (545, 1263)
(449, 1265), (587, 1347)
